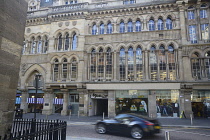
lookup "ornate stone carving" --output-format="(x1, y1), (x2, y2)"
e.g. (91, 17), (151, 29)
(72, 21), (77, 26)
(27, 28), (31, 33)
(58, 22), (63, 27)
(65, 21), (70, 26)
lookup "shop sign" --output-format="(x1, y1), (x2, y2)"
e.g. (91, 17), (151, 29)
(91, 93), (108, 99)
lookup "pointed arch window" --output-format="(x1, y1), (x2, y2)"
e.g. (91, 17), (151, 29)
(191, 52), (201, 80)
(71, 57), (77, 80)
(204, 51), (210, 80)
(64, 33), (70, 51)
(136, 47), (143, 81)
(53, 59), (59, 81)
(31, 37), (36, 54)
(127, 21), (133, 32)
(22, 39), (27, 54)
(62, 58), (68, 81)
(120, 21), (125, 33)
(72, 33), (77, 50)
(107, 22), (112, 34)
(149, 19), (155, 31)
(98, 49), (104, 81)
(128, 47), (134, 81)
(157, 19), (164, 30)
(37, 36), (42, 54)
(90, 49), (96, 80)
(159, 45), (166, 80)
(119, 48), (126, 81)
(58, 33), (62, 51)
(99, 23), (104, 34)
(136, 20), (141, 32)
(166, 18), (173, 30)
(106, 48), (112, 81)
(92, 24), (97, 35)
(43, 36), (48, 53)
(168, 45), (176, 80)
(150, 46), (157, 81)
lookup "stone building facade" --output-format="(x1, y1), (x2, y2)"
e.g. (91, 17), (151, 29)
(18, 0), (210, 119)
(0, 0), (28, 138)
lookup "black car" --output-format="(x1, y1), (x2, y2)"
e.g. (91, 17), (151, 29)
(95, 113), (161, 139)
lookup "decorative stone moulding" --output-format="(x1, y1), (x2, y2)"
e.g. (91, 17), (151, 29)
(58, 22), (63, 27)
(65, 21), (70, 26)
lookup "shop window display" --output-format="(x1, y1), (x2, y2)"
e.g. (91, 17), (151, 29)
(116, 90), (148, 115)
(156, 90), (179, 117)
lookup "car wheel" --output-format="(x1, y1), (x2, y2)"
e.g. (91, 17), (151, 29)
(95, 123), (106, 134)
(130, 127), (143, 139)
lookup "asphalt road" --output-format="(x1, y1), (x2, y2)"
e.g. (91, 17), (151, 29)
(66, 124), (210, 140)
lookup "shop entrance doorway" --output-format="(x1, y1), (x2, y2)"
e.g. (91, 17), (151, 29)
(96, 99), (108, 116)
(192, 102), (204, 118)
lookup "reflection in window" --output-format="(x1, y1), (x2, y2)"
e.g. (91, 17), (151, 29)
(22, 40), (26, 54)
(120, 21), (125, 33)
(200, 9), (207, 18)
(107, 22), (112, 34)
(98, 49), (104, 81)
(65, 33), (70, 51)
(31, 37), (36, 54)
(168, 45), (176, 80)
(201, 24), (209, 41)
(62, 58), (68, 81)
(157, 19), (164, 30)
(58, 34), (62, 51)
(135, 20), (141, 32)
(99, 23), (104, 34)
(37, 36), (42, 53)
(106, 48), (112, 81)
(91, 49), (96, 80)
(119, 48), (126, 81)
(189, 25), (197, 44)
(127, 21), (133, 32)
(204, 51), (210, 80)
(72, 33), (77, 50)
(166, 18), (172, 30)
(43, 36), (48, 53)
(191, 52), (201, 80)
(188, 10), (195, 20)
(92, 24), (97, 35)
(128, 47), (134, 81)
(150, 46), (157, 81)
(159, 46), (166, 80)
(136, 47), (143, 81)
(149, 19), (155, 31)
(53, 59), (59, 81)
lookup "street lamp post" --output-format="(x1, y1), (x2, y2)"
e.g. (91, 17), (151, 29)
(34, 74), (42, 119)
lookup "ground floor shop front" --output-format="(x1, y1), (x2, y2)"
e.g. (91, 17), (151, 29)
(17, 83), (210, 119)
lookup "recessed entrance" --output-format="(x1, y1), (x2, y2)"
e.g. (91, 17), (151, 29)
(96, 99), (108, 116)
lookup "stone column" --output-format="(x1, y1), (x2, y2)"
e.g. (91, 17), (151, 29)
(20, 89), (28, 113)
(148, 91), (157, 118)
(42, 89), (54, 115)
(108, 90), (115, 118)
(61, 89), (69, 116)
(179, 85), (193, 118)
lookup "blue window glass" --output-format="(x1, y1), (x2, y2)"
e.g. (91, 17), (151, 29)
(201, 24), (209, 41)
(99, 23), (104, 34)
(127, 21), (133, 32)
(72, 33), (77, 50)
(92, 24), (97, 35)
(166, 18), (172, 30)
(149, 19), (155, 31)
(200, 9), (207, 18)
(157, 19), (164, 30)
(188, 11), (195, 20)
(120, 22), (125, 33)
(135, 20), (141, 32)
(107, 23), (112, 34)
(189, 25), (197, 44)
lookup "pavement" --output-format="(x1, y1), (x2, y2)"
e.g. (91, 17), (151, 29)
(22, 113), (210, 129)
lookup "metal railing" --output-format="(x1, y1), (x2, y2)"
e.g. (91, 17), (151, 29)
(2, 119), (66, 140)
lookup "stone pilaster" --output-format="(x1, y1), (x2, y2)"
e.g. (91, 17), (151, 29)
(20, 89), (28, 113)
(61, 89), (69, 116)
(42, 89), (54, 115)
(148, 91), (157, 118)
(108, 90), (115, 118)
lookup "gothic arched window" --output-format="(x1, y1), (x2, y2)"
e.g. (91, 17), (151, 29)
(99, 23), (104, 34)
(31, 37), (36, 54)
(204, 51), (210, 80)
(53, 58), (59, 81)
(166, 17), (173, 30)
(107, 22), (112, 34)
(64, 33), (70, 51)
(92, 24), (97, 35)
(127, 21), (133, 32)
(58, 33), (62, 51)
(150, 46), (157, 81)
(159, 45), (166, 80)
(71, 57), (77, 80)
(135, 20), (141, 32)
(168, 45), (176, 80)
(37, 36), (42, 54)
(62, 58), (68, 81)
(98, 49), (104, 81)
(106, 48), (112, 81)
(72, 33), (77, 50)
(128, 47), (134, 81)
(120, 21), (125, 33)
(119, 48), (126, 81)
(136, 46), (143, 81)
(191, 52), (201, 80)
(90, 49), (96, 80)
(149, 19), (155, 31)
(157, 18), (164, 30)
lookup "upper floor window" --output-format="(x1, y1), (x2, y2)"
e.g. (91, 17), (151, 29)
(200, 4), (208, 18)
(191, 52), (201, 80)
(45, 0), (49, 2)
(136, 47), (143, 81)
(128, 47), (134, 81)
(64, 33), (70, 51)
(119, 48), (126, 81)
(107, 22), (112, 34)
(58, 33), (62, 51)
(188, 6), (195, 20)
(159, 46), (166, 80)
(31, 37), (36, 54)
(201, 24), (209, 41)
(150, 46), (157, 81)
(204, 51), (210, 80)
(43, 36), (48, 53)
(99, 23), (104, 34)
(157, 19), (164, 30)
(120, 21), (125, 33)
(124, 0), (135, 4)
(135, 20), (141, 32)
(71, 57), (77, 80)
(37, 36), (42, 54)
(149, 19), (155, 31)
(53, 59), (59, 81)
(92, 24), (97, 35)
(106, 48), (112, 81)
(189, 25), (197, 44)
(168, 45), (176, 80)
(127, 21), (133, 32)
(72, 33), (77, 50)
(62, 58), (68, 81)
(90, 49), (96, 80)
(166, 18), (173, 30)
